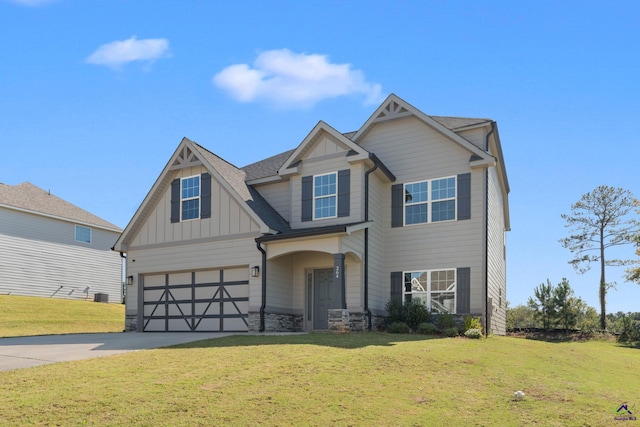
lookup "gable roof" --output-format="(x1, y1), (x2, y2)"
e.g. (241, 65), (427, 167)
(351, 94), (495, 167)
(278, 120), (370, 176)
(0, 182), (121, 231)
(114, 138), (290, 250)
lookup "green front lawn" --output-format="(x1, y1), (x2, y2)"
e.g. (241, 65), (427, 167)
(0, 333), (637, 426)
(0, 295), (125, 337)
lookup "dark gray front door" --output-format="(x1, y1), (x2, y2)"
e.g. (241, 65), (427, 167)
(313, 269), (334, 329)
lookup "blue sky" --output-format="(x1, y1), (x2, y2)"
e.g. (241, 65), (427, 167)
(2, 0), (639, 313)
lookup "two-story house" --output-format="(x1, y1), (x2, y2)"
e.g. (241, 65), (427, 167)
(113, 94), (510, 334)
(0, 182), (123, 302)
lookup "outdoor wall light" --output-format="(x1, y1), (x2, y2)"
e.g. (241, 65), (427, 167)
(126, 275), (134, 286)
(251, 266), (260, 277)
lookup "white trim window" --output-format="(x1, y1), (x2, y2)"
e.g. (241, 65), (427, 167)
(181, 175), (200, 221)
(403, 269), (456, 314)
(404, 176), (456, 225)
(74, 225), (91, 243)
(313, 172), (337, 219)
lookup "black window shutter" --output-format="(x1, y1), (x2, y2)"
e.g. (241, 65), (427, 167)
(457, 173), (471, 220)
(337, 169), (350, 217)
(201, 173), (211, 219)
(390, 271), (403, 304)
(170, 178), (180, 223)
(301, 175), (313, 222)
(456, 267), (471, 314)
(391, 184), (404, 227)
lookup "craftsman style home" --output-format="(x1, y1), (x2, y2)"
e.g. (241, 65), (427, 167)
(0, 182), (122, 302)
(114, 94), (510, 334)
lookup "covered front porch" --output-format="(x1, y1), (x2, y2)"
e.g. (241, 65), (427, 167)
(250, 224), (372, 332)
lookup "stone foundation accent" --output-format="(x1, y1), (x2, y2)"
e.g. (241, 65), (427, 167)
(125, 315), (137, 332)
(328, 309), (351, 332)
(248, 311), (303, 332)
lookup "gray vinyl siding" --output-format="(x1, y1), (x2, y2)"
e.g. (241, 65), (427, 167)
(487, 165), (507, 335)
(264, 255), (294, 312)
(125, 237), (261, 316)
(0, 207), (122, 302)
(360, 115), (486, 315)
(253, 180), (291, 222)
(365, 172), (389, 316)
(457, 128), (486, 150)
(131, 165), (262, 247)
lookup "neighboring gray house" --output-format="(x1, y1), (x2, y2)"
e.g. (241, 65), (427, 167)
(0, 182), (123, 302)
(114, 94), (510, 334)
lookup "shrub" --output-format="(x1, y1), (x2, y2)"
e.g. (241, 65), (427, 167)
(387, 322), (411, 334)
(416, 322), (438, 335)
(443, 327), (459, 337)
(435, 313), (456, 331)
(406, 300), (431, 331)
(462, 315), (483, 334)
(464, 328), (483, 339)
(384, 299), (406, 326)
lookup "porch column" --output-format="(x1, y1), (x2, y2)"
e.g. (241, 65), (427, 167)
(333, 253), (346, 309)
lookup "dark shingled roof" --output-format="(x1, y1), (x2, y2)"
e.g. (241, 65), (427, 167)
(190, 142), (291, 233)
(0, 182), (121, 231)
(431, 116), (492, 130)
(242, 149), (296, 181)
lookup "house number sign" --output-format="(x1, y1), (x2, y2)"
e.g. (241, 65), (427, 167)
(335, 265), (340, 279)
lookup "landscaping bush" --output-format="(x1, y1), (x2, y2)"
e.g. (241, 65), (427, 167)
(462, 315), (483, 334)
(384, 299), (406, 326)
(464, 328), (483, 339)
(387, 321), (411, 334)
(435, 313), (456, 331)
(416, 322), (438, 335)
(443, 327), (459, 337)
(406, 300), (431, 331)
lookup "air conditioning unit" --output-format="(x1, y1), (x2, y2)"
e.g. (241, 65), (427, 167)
(94, 293), (109, 303)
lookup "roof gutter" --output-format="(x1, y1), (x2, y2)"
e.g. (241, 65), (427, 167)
(484, 122), (496, 335)
(256, 241), (267, 332)
(363, 163), (378, 331)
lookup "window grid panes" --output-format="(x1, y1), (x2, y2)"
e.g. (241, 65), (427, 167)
(404, 177), (456, 225)
(314, 173), (337, 219)
(181, 175), (200, 221)
(75, 225), (91, 243)
(404, 182), (428, 225)
(403, 269), (456, 314)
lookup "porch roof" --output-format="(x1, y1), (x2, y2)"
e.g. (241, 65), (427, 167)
(256, 221), (369, 243)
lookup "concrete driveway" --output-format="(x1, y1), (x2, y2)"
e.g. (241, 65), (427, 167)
(0, 332), (233, 372)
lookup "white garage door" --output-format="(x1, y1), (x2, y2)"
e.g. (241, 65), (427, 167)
(142, 267), (249, 332)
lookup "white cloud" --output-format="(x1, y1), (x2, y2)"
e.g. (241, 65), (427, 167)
(213, 49), (383, 108)
(85, 36), (170, 69)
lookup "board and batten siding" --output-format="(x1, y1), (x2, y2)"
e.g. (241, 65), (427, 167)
(0, 207), (122, 302)
(359, 115), (486, 315)
(125, 237), (261, 317)
(487, 165), (507, 334)
(131, 165), (261, 248)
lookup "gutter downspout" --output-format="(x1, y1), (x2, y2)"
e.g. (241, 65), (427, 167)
(484, 122), (496, 335)
(364, 162), (378, 331)
(256, 241), (267, 332)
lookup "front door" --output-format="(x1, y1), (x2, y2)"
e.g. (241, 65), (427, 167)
(313, 268), (334, 329)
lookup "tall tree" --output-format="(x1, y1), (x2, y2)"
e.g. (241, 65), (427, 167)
(560, 186), (638, 330)
(625, 200), (640, 283)
(553, 278), (581, 332)
(527, 280), (556, 330)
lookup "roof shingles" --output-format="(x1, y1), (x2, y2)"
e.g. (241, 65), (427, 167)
(0, 182), (121, 231)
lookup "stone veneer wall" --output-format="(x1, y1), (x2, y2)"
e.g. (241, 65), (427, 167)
(247, 311), (303, 332)
(125, 315), (137, 332)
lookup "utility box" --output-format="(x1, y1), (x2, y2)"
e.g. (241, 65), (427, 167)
(94, 293), (109, 303)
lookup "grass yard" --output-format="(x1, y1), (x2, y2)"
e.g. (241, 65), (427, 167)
(0, 333), (638, 426)
(0, 295), (125, 337)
